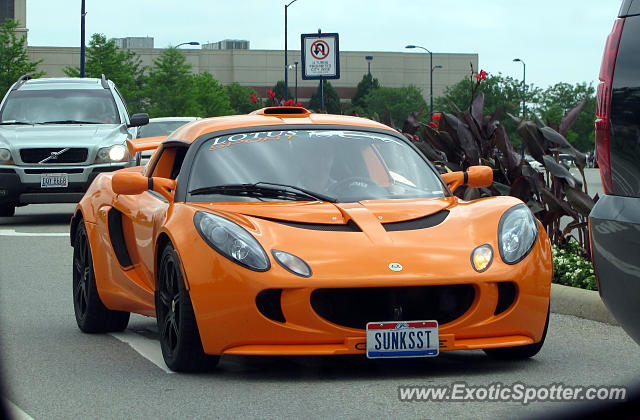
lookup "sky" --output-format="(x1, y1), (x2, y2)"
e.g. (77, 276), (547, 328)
(25, 0), (622, 90)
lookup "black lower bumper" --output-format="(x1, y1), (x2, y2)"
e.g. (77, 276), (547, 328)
(589, 194), (640, 344)
(0, 167), (119, 205)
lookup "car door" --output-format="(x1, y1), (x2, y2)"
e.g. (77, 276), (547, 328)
(107, 145), (186, 313)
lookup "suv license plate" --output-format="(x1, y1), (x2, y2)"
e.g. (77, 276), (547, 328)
(366, 321), (439, 358)
(41, 173), (68, 188)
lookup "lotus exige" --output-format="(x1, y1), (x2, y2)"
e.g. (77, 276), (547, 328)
(70, 107), (552, 372)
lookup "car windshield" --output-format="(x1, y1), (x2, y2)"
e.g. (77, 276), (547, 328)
(0, 89), (120, 124)
(187, 129), (446, 203)
(137, 120), (192, 138)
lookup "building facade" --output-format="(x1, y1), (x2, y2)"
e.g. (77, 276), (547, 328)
(27, 45), (478, 104)
(1, 0), (27, 38)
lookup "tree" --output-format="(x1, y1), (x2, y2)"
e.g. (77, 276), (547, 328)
(536, 82), (596, 152)
(191, 72), (234, 117)
(226, 82), (261, 114)
(351, 73), (380, 109)
(272, 80), (293, 103)
(0, 18), (44, 97)
(64, 33), (145, 113)
(364, 85), (427, 127)
(145, 48), (199, 117)
(308, 81), (341, 114)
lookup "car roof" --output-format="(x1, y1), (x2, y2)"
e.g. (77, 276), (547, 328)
(16, 77), (109, 91)
(148, 117), (201, 123)
(167, 108), (398, 144)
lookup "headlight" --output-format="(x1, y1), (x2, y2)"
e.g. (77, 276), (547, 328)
(498, 204), (538, 264)
(471, 244), (493, 272)
(0, 148), (12, 164)
(194, 211), (270, 272)
(272, 249), (312, 277)
(95, 144), (129, 163)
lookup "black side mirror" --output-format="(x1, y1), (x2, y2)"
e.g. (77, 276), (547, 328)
(128, 113), (149, 128)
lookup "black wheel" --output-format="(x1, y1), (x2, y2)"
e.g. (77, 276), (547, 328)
(484, 306), (550, 360)
(73, 220), (130, 333)
(0, 203), (15, 217)
(156, 243), (219, 372)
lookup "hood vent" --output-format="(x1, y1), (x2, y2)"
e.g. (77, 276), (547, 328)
(259, 217), (361, 232)
(382, 210), (449, 232)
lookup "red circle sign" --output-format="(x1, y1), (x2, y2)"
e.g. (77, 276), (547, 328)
(310, 40), (330, 60)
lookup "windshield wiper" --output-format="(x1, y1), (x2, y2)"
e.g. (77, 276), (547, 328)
(189, 182), (336, 203)
(40, 120), (101, 124)
(0, 121), (34, 125)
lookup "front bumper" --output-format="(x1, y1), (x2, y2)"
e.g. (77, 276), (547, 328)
(0, 164), (129, 205)
(589, 194), (640, 344)
(180, 234), (552, 356)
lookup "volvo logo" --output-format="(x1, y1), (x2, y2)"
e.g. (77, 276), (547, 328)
(38, 147), (70, 164)
(388, 262), (403, 272)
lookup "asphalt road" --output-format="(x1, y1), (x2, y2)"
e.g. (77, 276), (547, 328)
(1, 200), (638, 420)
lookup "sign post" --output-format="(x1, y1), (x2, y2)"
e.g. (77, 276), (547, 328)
(301, 31), (339, 112)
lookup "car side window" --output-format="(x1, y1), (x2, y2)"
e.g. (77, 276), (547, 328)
(112, 86), (130, 122)
(149, 147), (188, 180)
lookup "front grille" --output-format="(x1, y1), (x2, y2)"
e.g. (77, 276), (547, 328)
(256, 289), (285, 323)
(494, 282), (517, 315)
(20, 148), (88, 164)
(25, 168), (84, 174)
(311, 285), (475, 330)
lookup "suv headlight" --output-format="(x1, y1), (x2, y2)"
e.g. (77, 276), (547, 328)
(95, 144), (129, 163)
(498, 204), (538, 264)
(194, 211), (270, 272)
(0, 148), (13, 164)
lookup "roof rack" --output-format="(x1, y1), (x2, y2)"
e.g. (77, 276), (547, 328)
(100, 74), (109, 89)
(11, 74), (32, 91)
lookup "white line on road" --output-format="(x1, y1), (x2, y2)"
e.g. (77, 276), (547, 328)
(0, 229), (68, 237)
(110, 330), (173, 374)
(5, 399), (35, 420)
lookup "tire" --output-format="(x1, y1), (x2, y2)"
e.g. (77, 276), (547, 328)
(73, 220), (130, 333)
(0, 203), (15, 217)
(156, 243), (219, 372)
(483, 306), (550, 360)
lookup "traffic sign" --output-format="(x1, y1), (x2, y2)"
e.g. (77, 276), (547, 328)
(301, 33), (340, 80)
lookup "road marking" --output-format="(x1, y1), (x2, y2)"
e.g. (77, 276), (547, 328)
(110, 330), (173, 374)
(0, 229), (68, 237)
(5, 399), (35, 420)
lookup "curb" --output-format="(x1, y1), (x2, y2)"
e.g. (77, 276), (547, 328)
(550, 283), (619, 325)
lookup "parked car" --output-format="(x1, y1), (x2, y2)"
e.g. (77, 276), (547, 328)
(558, 153), (575, 168)
(0, 75), (149, 216)
(136, 116), (201, 139)
(70, 106), (552, 372)
(589, 0), (640, 344)
(525, 154), (545, 172)
(134, 117), (201, 165)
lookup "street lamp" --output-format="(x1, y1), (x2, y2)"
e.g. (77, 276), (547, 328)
(176, 41), (200, 48)
(406, 44), (435, 117)
(284, 0), (300, 101)
(288, 62), (299, 103)
(365, 55), (373, 76)
(513, 58), (526, 158)
(80, 0), (86, 77)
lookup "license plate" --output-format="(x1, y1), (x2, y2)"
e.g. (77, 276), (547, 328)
(40, 173), (68, 188)
(366, 320), (439, 358)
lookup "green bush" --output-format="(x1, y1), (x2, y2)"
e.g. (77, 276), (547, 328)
(552, 242), (597, 290)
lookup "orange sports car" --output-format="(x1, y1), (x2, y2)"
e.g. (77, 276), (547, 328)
(70, 107), (552, 372)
